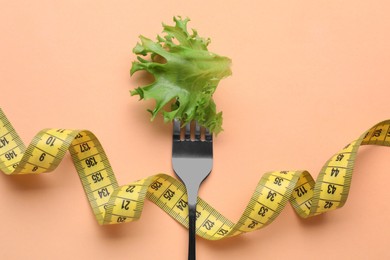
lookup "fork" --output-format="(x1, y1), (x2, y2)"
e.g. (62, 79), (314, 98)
(172, 119), (213, 260)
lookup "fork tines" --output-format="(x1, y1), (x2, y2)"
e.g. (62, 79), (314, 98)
(173, 119), (212, 142)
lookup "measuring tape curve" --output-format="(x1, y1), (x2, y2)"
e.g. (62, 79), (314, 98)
(0, 108), (389, 240)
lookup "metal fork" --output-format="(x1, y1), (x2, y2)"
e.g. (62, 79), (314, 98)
(172, 119), (213, 260)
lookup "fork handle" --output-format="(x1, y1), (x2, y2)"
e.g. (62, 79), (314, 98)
(188, 201), (196, 260)
(186, 184), (200, 260)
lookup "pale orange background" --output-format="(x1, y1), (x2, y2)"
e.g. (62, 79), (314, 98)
(1, 1), (390, 259)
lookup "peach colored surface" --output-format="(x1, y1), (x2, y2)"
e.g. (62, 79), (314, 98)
(1, 1), (390, 259)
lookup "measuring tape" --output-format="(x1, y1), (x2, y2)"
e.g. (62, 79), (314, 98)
(0, 107), (389, 240)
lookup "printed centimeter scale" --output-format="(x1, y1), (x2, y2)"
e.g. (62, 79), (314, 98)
(0, 108), (389, 240)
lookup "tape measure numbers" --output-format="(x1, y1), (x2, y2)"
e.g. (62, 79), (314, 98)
(0, 108), (388, 240)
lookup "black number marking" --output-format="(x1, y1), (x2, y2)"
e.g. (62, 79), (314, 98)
(91, 172), (104, 183)
(176, 199), (187, 211)
(295, 186), (308, 197)
(324, 201), (334, 209)
(126, 185), (135, 193)
(163, 189), (175, 200)
(203, 220), (215, 230)
(85, 157), (98, 168)
(335, 154), (344, 161)
(258, 206), (268, 217)
(274, 177), (283, 186)
(304, 200), (312, 210)
(150, 181), (162, 191)
(373, 129), (382, 137)
(327, 184), (337, 194)
(75, 133), (83, 139)
(46, 136), (56, 147)
(121, 199), (130, 210)
(330, 168), (340, 177)
(39, 153), (46, 162)
(80, 142), (91, 153)
(117, 216), (127, 223)
(4, 150), (17, 161)
(217, 228), (229, 236)
(267, 190), (277, 201)
(248, 220), (259, 229)
(97, 187), (110, 198)
(0, 137), (9, 148)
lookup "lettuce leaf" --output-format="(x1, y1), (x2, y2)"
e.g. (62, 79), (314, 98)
(130, 16), (232, 134)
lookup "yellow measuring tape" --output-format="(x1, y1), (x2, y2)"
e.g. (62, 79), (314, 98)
(0, 108), (389, 240)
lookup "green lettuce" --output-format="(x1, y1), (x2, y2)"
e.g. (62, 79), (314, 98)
(130, 16), (232, 134)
